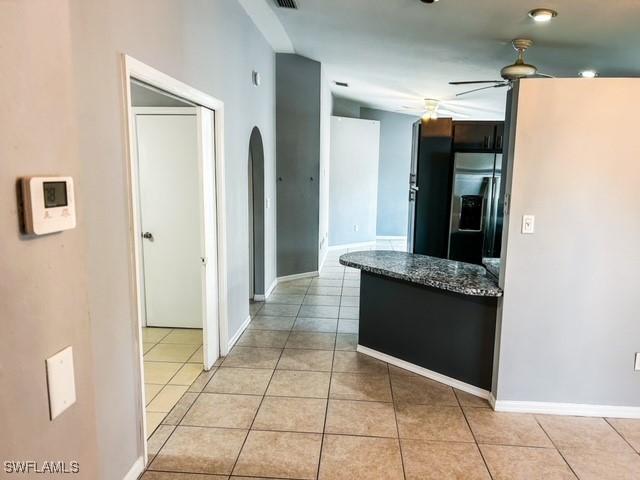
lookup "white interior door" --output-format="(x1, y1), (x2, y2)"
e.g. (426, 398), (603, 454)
(196, 106), (220, 369)
(136, 110), (203, 329)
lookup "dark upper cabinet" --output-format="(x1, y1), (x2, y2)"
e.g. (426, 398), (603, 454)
(495, 123), (505, 152)
(453, 122), (503, 152)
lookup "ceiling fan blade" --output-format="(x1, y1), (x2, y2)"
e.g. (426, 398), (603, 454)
(456, 83), (510, 97)
(449, 80), (504, 85)
(533, 72), (554, 78)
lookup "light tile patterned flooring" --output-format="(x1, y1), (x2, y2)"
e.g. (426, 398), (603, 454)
(142, 247), (640, 479)
(143, 327), (203, 437)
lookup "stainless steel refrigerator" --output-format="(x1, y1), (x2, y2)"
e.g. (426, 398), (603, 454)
(447, 152), (502, 264)
(407, 120), (504, 264)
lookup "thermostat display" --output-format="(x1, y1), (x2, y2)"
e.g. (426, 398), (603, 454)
(21, 176), (76, 235)
(43, 182), (68, 208)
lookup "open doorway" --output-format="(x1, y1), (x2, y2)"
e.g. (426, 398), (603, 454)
(130, 84), (204, 439)
(248, 127), (265, 301)
(123, 55), (228, 464)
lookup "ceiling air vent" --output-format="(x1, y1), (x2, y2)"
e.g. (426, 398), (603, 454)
(275, 0), (297, 9)
(334, 81), (349, 88)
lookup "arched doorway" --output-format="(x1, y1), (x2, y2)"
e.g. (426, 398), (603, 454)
(248, 127), (265, 299)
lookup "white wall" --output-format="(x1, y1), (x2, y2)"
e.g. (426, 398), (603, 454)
(319, 67), (333, 266)
(67, 0), (277, 477)
(495, 78), (640, 409)
(329, 116), (380, 246)
(360, 107), (418, 237)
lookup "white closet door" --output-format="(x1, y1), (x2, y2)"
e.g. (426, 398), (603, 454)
(136, 112), (202, 329)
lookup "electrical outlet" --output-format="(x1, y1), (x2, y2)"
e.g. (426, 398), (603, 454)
(522, 215), (535, 234)
(353, 224), (359, 232)
(635, 353), (640, 371)
(46, 346), (76, 420)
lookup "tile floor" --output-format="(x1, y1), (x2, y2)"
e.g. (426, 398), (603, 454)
(143, 327), (203, 437)
(141, 248), (640, 479)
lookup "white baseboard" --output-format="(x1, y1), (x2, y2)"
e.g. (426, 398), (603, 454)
(122, 456), (144, 480)
(318, 248), (328, 272)
(376, 236), (407, 241)
(227, 314), (251, 351)
(328, 241), (376, 251)
(357, 345), (490, 400)
(264, 278), (277, 298)
(493, 399), (640, 419)
(253, 276), (278, 302)
(277, 271), (319, 283)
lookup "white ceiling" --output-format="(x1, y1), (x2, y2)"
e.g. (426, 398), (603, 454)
(248, 0), (640, 119)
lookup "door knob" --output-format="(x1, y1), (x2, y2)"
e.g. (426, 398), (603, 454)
(142, 232), (154, 241)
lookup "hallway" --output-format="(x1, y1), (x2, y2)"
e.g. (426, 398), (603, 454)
(141, 251), (640, 480)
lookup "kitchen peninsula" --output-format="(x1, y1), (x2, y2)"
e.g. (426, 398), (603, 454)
(340, 250), (502, 394)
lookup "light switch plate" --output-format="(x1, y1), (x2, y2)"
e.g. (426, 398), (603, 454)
(46, 346), (76, 420)
(522, 215), (535, 234)
(635, 353), (640, 371)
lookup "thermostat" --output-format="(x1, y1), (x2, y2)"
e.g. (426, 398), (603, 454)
(21, 176), (76, 235)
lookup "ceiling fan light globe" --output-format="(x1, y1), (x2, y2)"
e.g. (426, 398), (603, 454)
(501, 63), (538, 80)
(528, 9), (558, 22)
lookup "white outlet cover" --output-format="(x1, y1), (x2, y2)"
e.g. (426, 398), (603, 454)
(635, 353), (640, 371)
(46, 346), (76, 420)
(522, 215), (535, 234)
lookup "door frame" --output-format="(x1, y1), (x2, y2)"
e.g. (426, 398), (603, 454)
(121, 55), (229, 461)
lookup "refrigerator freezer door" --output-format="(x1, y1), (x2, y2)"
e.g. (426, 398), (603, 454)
(448, 152), (497, 264)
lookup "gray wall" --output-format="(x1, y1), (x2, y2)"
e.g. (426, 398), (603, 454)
(360, 107), (418, 237)
(131, 81), (192, 107)
(68, 0), (277, 478)
(329, 116), (380, 246)
(276, 53), (321, 276)
(332, 95), (361, 118)
(250, 127), (266, 295)
(495, 78), (640, 407)
(0, 2), (99, 475)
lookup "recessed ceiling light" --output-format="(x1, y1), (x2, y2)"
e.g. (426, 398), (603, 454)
(579, 70), (598, 78)
(528, 8), (558, 22)
(420, 0), (440, 4)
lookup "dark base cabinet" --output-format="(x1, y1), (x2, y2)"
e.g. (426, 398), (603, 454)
(358, 272), (497, 390)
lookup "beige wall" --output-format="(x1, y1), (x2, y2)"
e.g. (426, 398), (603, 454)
(496, 78), (640, 407)
(2, 1), (276, 479)
(0, 1), (99, 477)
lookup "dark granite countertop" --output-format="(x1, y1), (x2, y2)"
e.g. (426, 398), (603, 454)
(482, 257), (501, 279)
(339, 250), (503, 297)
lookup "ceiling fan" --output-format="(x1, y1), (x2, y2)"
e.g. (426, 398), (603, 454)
(450, 38), (552, 97)
(402, 98), (471, 120)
